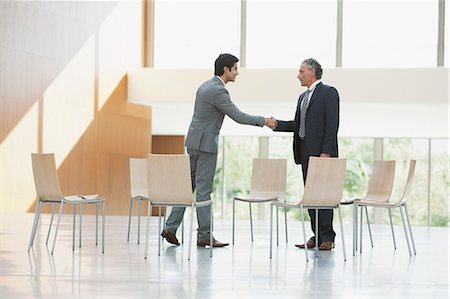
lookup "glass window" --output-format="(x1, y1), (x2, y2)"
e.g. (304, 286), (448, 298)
(343, 0), (438, 67)
(268, 136), (305, 222)
(223, 136), (259, 220)
(154, 0), (241, 68)
(383, 138), (430, 225)
(430, 139), (449, 226)
(339, 138), (375, 222)
(445, 0), (449, 67)
(246, 1), (337, 68)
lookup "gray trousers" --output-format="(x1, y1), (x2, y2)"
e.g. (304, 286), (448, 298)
(165, 148), (217, 240)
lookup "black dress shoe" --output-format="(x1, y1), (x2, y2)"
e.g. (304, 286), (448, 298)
(161, 229), (180, 245)
(197, 238), (229, 247)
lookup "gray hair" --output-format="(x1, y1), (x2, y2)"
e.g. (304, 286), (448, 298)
(302, 58), (322, 79)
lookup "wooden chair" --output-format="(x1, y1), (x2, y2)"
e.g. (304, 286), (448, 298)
(127, 158), (149, 244)
(343, 160), (396, 255)
(355, 160), (417, 256)
(233, 158), (288, 245)
(144, 154), (212, 260)
(127, 158), (182, 245)
(270, 157), (347, 262)
(28, 153), (105, 254)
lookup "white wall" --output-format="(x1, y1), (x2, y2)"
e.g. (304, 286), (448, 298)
(128, 68), (449, 138)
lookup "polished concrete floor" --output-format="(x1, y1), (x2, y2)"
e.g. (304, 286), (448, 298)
(0, 212), (448, 299)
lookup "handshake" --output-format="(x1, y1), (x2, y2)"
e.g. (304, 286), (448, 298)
(265, 117), (278, 129)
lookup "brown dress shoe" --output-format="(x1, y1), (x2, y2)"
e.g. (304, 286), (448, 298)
(197, 238), (229, 247)
(295, 237), (315, 249)
(161, 229), (180, 245)
(318, 240), (335, 250)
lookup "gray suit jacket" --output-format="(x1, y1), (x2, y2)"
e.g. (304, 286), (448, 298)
(185, 76), (265, 154)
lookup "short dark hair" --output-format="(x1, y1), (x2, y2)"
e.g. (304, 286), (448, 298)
(302, 58), (322, 79)
(214, 53), (239, 76)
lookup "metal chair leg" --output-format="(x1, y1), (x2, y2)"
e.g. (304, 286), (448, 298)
(388, 208), (397, 249)
(338, 206), (347, 261)
(249, 202), (254, 242)
(45, 203), (56, 245)
(138, 198), (141, 244)
(188, 204), (194, 261)
(101, 201), (105, 254)
(365, 206), (374, 248)
(359, 206), (363, 253)
(161, 206), (165, 243)
(51, 201), (65, 255)
(28, 200), (42, 251)
(95, 203), (98, 246)
(404, 204), (416, 255)
(163, 208), (166, 231)
(399, 206), (412, 257)
(276, 206), (279, 246)
(315, 209), (319, 258)
(300, 206), (308, 262)
(79, 204), (83, 248)
(232, 199), (235, 245)
(158, 206), (161, 256)
(127, 197), (133, 242)
(352, 204), (356, 256)
(181, 216), (184, 244)
(72, 205), (76, 251)
(355, 204), (358, 252)
(284, 206), (288, 243)
(144, 201), (151, 259)
(269, 204), (273, 259)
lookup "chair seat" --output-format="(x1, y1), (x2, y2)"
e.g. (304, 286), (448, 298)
(355, 199), (401, 208)
(150, 199), (212, 208)
(64, 195), (105, 203)
(234, 195), (277, 203)
(271, 200), (300, 208)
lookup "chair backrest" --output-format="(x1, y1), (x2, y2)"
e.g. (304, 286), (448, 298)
(250, 159), (287, 197)
(399, 160), (416, 204)
(130, 158), (147, 197)
(301, 157), (347, 207)
(147, 154), (193, 205)
(31, 153), (64, 201)
(365, 160), (396, 202)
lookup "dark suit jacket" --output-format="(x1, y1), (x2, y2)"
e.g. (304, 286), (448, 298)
(274, 82), (339, 164)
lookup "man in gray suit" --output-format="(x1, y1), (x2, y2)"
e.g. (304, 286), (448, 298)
(161, 53), (276, 247)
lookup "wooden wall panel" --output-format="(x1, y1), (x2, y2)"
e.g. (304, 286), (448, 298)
(152, 135), (185, 154)
(33, 76), (152, 216)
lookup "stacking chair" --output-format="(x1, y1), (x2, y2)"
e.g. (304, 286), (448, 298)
(355, 160), (417, 257)
(28, 153), (105, 255)
(233, 159), (288, 245)
(127, 158), (182, 244)
(127, 158), (148, 244)
(270, 157), (347, 262)
(144, 154), (212, 260)
(344, 160), (396, 255)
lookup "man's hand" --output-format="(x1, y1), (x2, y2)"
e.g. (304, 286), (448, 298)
(320, 153), (331, 158)
(265, 116), (278, 129)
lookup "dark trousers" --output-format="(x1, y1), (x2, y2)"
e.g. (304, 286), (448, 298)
(299, 139), (336, 243)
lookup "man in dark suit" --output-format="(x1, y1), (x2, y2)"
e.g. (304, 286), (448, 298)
(273, 58), (340, 250)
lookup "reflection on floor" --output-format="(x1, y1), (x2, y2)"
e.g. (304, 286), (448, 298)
(0, 213), (448, 299)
